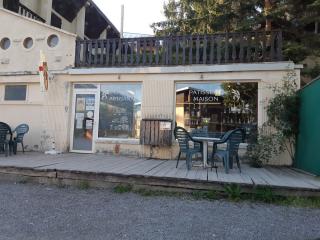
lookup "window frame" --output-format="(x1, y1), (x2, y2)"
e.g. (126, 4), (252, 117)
(3, 84), (28, 102)
(0, 37), (11, 50)
(22, 37), (34, 50)
(47, 34), (60, 48)
(97, 82), (143, 141)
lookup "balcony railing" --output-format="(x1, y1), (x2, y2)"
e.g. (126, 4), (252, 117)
(18, 3), (45, 23)
(75, 30), (283, 68)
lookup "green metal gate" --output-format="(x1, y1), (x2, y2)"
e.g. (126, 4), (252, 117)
(295, 77), (320, 176)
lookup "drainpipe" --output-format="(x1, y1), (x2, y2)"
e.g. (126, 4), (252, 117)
(120, 4), (124, 38)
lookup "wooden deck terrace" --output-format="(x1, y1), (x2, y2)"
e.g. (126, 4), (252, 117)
(75, 30), (283, 68)
(0, 153), (319, 197)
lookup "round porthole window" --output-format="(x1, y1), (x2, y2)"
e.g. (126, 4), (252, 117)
(23, 37), (33, 49)
(0, 38), (11, 50)
(47, 34), (59, 48)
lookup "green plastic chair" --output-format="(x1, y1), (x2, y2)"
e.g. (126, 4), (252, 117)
(174, 127), (203, 170)
(210, 128), (245, 173)
(0, 122), (13, 157)
(13, 124), (29, 154)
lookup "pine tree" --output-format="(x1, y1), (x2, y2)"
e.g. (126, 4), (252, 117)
(152, 0), (320, 79)
(151, 0), (264, 35)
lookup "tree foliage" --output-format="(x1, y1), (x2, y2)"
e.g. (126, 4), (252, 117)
(152, 0), (264, 35)
(152, 0), (320, 72)
(246, 71), (300, 166)
(266, 71), (300, 161)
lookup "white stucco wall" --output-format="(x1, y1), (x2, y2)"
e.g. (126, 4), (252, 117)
(0, 8), (76, 73)
(0, 75), (43, 151)
(0, 63), (301, 165)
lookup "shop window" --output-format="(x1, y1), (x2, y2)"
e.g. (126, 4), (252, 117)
(175, 82), (258, 133)
(4, 85), (27, 101)
(99, 83), (142, 139)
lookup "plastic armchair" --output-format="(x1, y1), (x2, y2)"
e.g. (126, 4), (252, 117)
(174, 126), (203, 170)
(12, 124), (29, 154)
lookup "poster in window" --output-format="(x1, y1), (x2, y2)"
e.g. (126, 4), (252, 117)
(86, 97), (95, 111)
(76, 98), (85, 111)
(76, 119), (83, 129)
(85, 120), (93, 130)
(75, 113), (85, 120)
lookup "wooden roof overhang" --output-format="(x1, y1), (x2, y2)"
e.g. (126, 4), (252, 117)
(52, 0), (119, 39)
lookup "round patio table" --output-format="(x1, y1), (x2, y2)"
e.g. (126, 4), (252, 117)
(192, 136), (221, 168)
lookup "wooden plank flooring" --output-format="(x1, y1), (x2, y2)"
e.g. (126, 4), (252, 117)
(0, 153), (319, 191)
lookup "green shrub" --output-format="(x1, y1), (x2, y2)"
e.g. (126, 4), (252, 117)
(302, 64), (320, 79)
(224, 184), (242, 201)
(283, 42), (309, 63)
(191, 190), (217, 200)
(77, 180), (90, 190)
(253, 187), (276, 203)
(113, 184), (133, 193)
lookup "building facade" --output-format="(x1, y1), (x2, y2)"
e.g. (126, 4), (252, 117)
(0, 4), (302, 166)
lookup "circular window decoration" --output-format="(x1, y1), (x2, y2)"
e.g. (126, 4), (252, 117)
(0, 38), (11, 50)
(47, 34), (59, 48)
(23, 37), (33, 49)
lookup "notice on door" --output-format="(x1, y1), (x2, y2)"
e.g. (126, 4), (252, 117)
(75, 113), (84, 129)
(86, 97), (95, 111)
(76, 119), (83, 129)
(76, 98), (85, 111)
(85, 120), (93, 130)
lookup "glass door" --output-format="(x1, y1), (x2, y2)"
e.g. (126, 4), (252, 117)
(71, 91), (98, 153)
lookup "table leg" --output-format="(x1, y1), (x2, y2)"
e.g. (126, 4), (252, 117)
(203, 141), (208, 168)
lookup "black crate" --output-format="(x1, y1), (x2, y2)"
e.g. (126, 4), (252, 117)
(140, 119), (173, 146)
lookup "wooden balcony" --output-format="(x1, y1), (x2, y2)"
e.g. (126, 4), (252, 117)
(75, 30), (283, 68)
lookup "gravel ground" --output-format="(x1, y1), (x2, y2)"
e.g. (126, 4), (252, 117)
(0, 182), (319, 240)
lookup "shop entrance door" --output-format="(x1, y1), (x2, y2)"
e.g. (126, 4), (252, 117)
(70, 90), (99, 153)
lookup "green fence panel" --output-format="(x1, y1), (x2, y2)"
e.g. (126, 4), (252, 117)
(295, 78), (320, 176)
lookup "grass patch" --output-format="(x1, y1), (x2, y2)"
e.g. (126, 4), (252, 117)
(17, 179), (28, 184)
(253, 187), (276, 203)
(113, 184), (133, 193)
(224, 184), (242, 201)
(77, 180), (90, 190)
(133, 188), (184, 198)
(111, 183), (320, 208)
(56, 181), (67, 189)
(17, 177), (31, 184)
(275, 196), (320, 208)
(191, 190), (217, 200)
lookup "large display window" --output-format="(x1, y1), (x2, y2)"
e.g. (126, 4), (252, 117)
(176, 82), (258, 133)
(98, 83), (142, 139)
